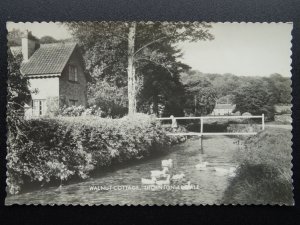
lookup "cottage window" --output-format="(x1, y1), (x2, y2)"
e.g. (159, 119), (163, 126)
(69, 99), (78, 106)
(32, 99), (46, 116)
(68, 65), (78, 82)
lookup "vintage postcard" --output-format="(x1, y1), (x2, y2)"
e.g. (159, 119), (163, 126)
(5, 22), (293, 205)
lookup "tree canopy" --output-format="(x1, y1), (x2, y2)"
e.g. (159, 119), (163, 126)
(39, 36), (59, 44)
(7, 29), (23, 46)
(182, 73), (217, 116)
(7, 51), (31, 135)
(66, 22), (214, 116)
(233, 80), (276, 119)
(181, 70), (291, 118)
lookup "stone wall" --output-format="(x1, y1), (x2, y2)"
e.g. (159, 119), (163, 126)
(59, 51), (87, 107)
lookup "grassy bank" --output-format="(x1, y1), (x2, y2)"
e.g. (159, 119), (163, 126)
(6, 113), (186, 195)
(222, 127), (293, 205)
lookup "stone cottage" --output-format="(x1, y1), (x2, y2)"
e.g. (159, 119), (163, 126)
(10, 31), (90, 118)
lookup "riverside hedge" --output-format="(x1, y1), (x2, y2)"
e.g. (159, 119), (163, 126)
(222, 128), (293, 205)
(7, 114), (185, 194)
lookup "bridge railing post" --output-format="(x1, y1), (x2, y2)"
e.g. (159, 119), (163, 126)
(200, 117), (204, 153)
(200, 135), (204, 154)
(200, 117), (203, 134)
(262, 113), (265, 130)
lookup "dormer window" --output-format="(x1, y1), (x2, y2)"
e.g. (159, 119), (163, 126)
(68, 65), (78, 82)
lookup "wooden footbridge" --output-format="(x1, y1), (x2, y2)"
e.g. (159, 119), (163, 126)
(157, 114), (265, 153)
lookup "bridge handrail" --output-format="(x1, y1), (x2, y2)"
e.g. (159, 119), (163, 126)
(156, 115), (263, 120)
(156, 114), (265, 133)
(158, 114), (265, 153)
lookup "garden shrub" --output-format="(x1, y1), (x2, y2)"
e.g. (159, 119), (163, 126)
(227, 124), (261, 134)
(6, 113), (184, 194)
(59, 105), (103, 117)
(222, 128), (293, 204)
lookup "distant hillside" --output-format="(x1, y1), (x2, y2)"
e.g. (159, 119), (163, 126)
(180, 70), (291, 104)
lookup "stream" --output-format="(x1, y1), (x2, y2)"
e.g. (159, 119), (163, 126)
(6, 136), (240, 205)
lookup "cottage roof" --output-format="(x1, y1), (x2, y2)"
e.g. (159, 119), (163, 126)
(214, 104), (236, 110)
(20, 42), (78, 77)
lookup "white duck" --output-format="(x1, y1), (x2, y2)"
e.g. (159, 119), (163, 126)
(151, 167), (169, 178)
(141, 176), (157, 185)
(156, 175), (171, 186)
(195, 161), (209, 170)
(162, 159), (173, 168)
(181, 181), (193, 190)
(171, 173), (185, 181)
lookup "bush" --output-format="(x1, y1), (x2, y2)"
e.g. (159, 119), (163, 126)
(6, 113), (183, 194)
(59, 105), (103, 117)
(88, 81), (128, 118)
(223, 163), (293, 204)
(222, 128), (293, 204)
(227, 124), (261, 134)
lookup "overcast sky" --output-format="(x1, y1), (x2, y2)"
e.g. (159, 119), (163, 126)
(7, 22), (292, 77)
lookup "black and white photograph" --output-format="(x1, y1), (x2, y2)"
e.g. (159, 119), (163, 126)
(5, 21), (293, 205)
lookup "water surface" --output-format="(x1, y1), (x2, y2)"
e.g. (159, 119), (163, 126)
(6, 136), (239, 205)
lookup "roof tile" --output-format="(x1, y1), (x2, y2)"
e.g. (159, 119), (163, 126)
(20, 42), (77, 76)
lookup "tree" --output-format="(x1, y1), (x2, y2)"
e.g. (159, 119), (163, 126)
(138, 63), (187, 116)
(182, 74), (217, 116)
(7, 29), (23, 46)
(88, 81), (128, 118)
(266, 73), (292, 104)
(39, 36), (59, 44)
(184, 87), (217, 116)
(233, 80), (276, 119)
(7, 50), (31, 136)
(66, 22), (213, 116)
(127, 23), (137, 115)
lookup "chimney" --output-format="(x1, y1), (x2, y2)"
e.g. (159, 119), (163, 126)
(21, 30), (40, 61)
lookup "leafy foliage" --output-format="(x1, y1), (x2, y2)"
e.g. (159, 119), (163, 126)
(66, 22), (213, 116)
(7, 29), (23, 46)
(6, 114), (184, 194)
(181, 70), (291, 119)
(138, 64), (186, 116)
(7, 51), (31, 136)
(59, 105), (86, 117)
(223, 128), (293, 204)
(39, 36), (59, 44)
(233, 80), (276, 119)
(185, 86), (217, 116)
(88, 81), (128, 118)
(59, 105), (103, 117)
(266, 73), (292, 104)
(182, 74), (217, 116)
